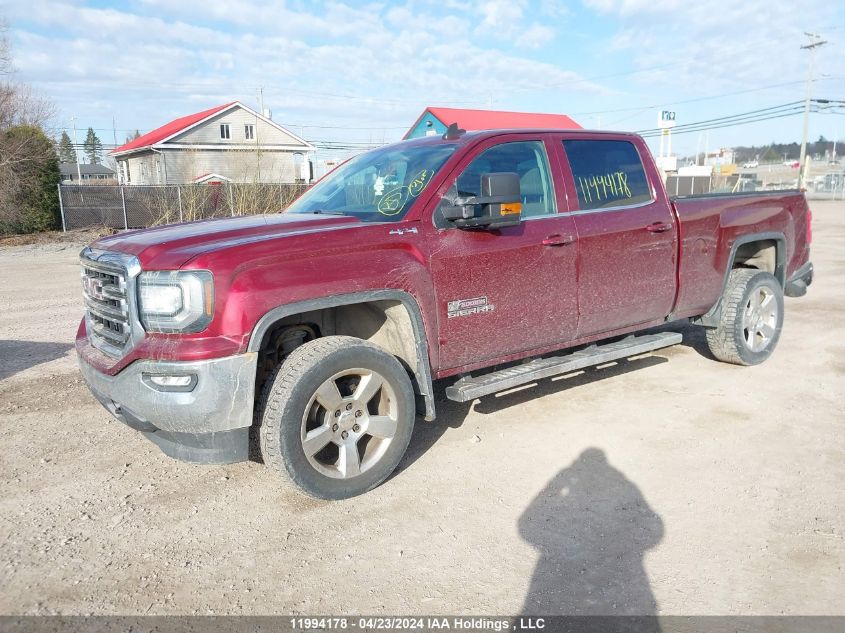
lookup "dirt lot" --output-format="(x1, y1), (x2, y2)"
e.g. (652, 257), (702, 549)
(1, 203), (843, 616)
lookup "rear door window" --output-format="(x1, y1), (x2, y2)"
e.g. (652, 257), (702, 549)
(562, 140), (652, 211)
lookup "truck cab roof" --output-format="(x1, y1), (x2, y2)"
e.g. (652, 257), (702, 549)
(398, 127), (639, 148)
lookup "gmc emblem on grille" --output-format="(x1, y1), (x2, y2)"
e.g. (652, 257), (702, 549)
(83, 276), (106, 301)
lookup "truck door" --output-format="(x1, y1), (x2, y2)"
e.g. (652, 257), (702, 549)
(558, 136), (677, 338)
(427, 136), (579, 372)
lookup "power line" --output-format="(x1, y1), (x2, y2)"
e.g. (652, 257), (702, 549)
(643, 109), (811, 138)
(517, 31), (808, 95)
(636, 101), (805, 134)
(637, 102), (818, 138)
(571, 77), (845, 119)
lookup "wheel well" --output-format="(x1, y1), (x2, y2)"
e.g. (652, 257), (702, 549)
(254, 300), (421, 400)
(732, 239), (778, 278)
(691, 236), (785, 328)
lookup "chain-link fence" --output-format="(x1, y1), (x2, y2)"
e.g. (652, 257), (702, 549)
(665, 171), (845, 199)
(58, 183), (311, 231)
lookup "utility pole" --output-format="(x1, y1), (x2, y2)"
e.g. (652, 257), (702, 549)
(255, 88), (264, 182)
(70, 116), (82, 182)
(799, 32), (827, 189)
(112, 116), (119, 183)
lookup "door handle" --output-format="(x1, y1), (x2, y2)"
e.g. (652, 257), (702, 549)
(542, 234), (576, 246)
(645, 222), (673, 233)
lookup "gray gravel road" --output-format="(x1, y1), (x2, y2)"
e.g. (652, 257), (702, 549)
(1, 202), (843, 615)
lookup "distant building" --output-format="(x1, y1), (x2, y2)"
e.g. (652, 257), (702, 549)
(704, 148), (735, 167)
(110, 102), (315, 185)
(404, 107), (581, 139)
(60, 162), (115, 183)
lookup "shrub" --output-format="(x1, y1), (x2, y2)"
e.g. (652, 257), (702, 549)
(0, 125), (62, 234)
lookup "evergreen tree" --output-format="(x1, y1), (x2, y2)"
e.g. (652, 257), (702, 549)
(125, 129), (141, 143)
(761, 146), (779, 163)
(1, 125), (61, 233)
(58, 131), (76, 163)
(83, 127), (103, 164)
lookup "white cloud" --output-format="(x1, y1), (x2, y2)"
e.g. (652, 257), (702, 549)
(9, 0), (840, 155)
(539, 0), (570, 18)
(5, 0), (600, 149)
(476, 0), (526, 32)
(584, 0), (845, 97)
(471, 0), (561, 50)
(516, 23), (557, 49)
(582, 0), (681, 16)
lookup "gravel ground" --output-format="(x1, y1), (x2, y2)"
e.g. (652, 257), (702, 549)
(0, 203), (843, 616)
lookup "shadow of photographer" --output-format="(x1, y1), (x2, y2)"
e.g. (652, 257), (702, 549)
(518, 448), (663, 625)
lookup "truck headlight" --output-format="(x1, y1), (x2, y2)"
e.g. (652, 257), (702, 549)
(137, 270), (214, 333)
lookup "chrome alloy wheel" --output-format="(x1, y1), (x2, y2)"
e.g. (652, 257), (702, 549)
(300, 369), (399, 479)
(741, 286), (778, 353)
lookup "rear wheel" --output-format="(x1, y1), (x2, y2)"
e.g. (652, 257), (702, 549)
(258, 336), (415, 499)
(705, 268), (784, 366)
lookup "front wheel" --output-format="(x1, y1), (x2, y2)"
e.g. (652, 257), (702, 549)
(258, 336), (416, 499)
(705, 268), (784, 366)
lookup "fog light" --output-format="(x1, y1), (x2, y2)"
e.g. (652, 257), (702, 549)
(151, 375), (192, 387)
(142, 373), (197, 392)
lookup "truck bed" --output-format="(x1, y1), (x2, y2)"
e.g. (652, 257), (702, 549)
(670, 189), (811, 319)
(670, 187), (800, 201)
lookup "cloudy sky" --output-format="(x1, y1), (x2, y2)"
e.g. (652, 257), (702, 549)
(3, 0), (845, 160)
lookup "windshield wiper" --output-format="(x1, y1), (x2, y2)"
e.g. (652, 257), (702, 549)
(307, 209), (346, 216)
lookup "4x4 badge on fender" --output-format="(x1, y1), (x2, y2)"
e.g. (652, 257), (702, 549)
(388, 227), (418, 236)
(447, 296), (495, 318)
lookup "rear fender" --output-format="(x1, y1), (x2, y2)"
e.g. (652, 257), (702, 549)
(692, 231), (785, 327)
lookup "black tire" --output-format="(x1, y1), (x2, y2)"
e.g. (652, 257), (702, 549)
(258, 336), (415, 500)
(705, 268), (784, 366)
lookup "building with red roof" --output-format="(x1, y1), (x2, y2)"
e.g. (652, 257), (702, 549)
(404, 106), (581, 139)
(111, 101), (314, 185)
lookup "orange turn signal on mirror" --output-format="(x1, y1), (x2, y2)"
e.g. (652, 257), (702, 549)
(500, 202), (521, 216)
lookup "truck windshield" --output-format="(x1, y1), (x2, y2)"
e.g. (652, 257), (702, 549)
(286, 143), (457, 222)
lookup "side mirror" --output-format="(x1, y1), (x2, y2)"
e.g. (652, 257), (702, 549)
(441, 172), (522, 229)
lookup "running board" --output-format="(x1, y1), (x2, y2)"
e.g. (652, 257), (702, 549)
(445, 332), (682, 403)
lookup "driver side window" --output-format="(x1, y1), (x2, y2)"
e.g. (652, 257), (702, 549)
(455, 141), (556, 218)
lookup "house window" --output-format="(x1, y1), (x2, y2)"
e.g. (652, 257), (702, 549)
(220, 123), (231, 139)
(244, 124), (255, 140)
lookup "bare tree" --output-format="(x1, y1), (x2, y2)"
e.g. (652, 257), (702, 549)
(1, 20), (12, 76)
(0, 20), (60, 233)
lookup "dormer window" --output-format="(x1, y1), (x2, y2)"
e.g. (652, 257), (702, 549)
(220, 124), (231, 139)
(245, 124), (255, 140)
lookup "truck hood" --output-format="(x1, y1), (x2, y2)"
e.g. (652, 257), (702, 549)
(92, 213), (365, 269)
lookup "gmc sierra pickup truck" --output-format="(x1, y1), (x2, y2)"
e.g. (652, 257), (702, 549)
(76, 126), (813, 499)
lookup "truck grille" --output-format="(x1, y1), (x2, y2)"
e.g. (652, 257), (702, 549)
(80, 249), (140, 357)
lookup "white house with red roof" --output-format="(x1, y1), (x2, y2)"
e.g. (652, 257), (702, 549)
(110, 102), (314, 185)
(404, 107), (581, 139)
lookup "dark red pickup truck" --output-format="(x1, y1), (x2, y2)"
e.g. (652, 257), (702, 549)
(76, 127), (813, 498)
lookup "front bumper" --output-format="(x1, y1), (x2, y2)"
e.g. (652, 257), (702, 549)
(77, 340), (257, 464)
(785, 261), (814, 297)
